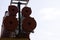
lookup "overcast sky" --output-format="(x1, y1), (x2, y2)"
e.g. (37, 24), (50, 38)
(1, 0), (60, 40)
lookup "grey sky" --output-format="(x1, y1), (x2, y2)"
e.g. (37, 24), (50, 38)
(1, 0), (60, 40)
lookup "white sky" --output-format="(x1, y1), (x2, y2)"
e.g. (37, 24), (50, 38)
(1, 0), (60, 40)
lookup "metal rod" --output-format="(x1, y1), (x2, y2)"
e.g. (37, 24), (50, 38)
(11, 2), (27, 5)
(17, 2), (21, 37)
(18, 2), (21, 37)
(10, 0), (12, 4)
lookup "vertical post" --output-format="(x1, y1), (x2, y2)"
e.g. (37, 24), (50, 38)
(17, 2), (21, 37)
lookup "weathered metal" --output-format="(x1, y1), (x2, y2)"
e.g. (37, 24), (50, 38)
(3, 16), (18, 32)
(22, 17), (36, 32)
(22, 7), (32, 17)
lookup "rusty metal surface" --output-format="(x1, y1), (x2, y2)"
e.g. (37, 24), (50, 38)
(22, 7), (32, 17)
(8, 5), (18, 16)
(22, 17), (36, 32)
(3, 16), (18, 32)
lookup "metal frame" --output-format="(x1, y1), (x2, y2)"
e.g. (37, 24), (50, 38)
(10, 0), (29, 37)
(10, 0), (29, 5)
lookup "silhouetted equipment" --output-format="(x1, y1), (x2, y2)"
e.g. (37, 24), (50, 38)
(18, 32), (30, 39)
(3, 16), (18, 32)
(1, 30), (11, 37)
(22, 17), (36, 32)
(1, 0), (37, 40)
(8, 5), (18, 16)
(22, 7), (32, 17)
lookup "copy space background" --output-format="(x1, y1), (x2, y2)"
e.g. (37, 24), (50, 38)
(0, 0), (60, 40)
